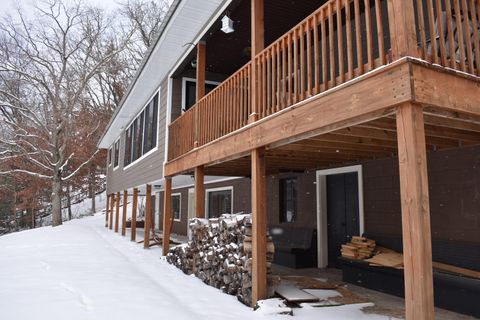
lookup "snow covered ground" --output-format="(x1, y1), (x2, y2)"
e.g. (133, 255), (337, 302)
(0, 212), (398, 320)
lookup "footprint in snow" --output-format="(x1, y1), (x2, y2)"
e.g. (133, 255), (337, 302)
(59, 283), (93, 311)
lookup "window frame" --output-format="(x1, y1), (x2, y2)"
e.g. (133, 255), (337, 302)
(113, 138), (120, 170)
(205, 186), (233, 219)
(123, 90), (160, 170)
(108, 147), (112, 166)
(181, 77), (221, 112)
(171, 192), (182, 222)
(279, 177), (297, 223)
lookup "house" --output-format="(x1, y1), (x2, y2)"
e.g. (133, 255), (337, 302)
(97, 0), (480, 319)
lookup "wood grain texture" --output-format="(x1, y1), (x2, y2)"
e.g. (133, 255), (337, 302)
(251, 147), (267, 305)
(162, 178), (172, 256)
(143, 184), (152, 249)
(131, 188), (138, 242)
(396, 103), (434, 320)
(121, 190), (128, 236)
(195, 166), (205, 218)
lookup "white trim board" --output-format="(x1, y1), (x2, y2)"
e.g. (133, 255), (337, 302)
(205, 186), (234, 218)
(181, 77), (221, 112)
(171, 192), (182, 222)
(316, 165), (365, 268)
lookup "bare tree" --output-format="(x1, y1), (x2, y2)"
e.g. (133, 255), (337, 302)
(0, 0), (132, 226)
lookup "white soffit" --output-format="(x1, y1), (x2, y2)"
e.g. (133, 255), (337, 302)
(98, 0), (228, 149)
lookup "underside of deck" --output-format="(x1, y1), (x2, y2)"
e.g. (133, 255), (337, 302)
(165, 58), (480, 177)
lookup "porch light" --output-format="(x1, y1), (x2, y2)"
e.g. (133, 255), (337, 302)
(221, 15), (234, 33)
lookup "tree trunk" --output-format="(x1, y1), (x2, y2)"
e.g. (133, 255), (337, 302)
(30, 206), (35, 229)
(90, 166), (96, 214)
(67, 184), (72, 220)
(52, 177), (63, 226)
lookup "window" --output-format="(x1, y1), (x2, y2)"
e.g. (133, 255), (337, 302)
(124, 92), (159, 167)
(279, 178), (297, 223)
(182, 79), (219, 111)
(113, 139), (120, 168)
(108, 148), (112, 166)
(172, 193), (181, 221)
(207, 187), (232, 218)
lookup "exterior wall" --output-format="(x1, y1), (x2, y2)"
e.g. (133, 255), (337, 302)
(106, 78), (168, 194)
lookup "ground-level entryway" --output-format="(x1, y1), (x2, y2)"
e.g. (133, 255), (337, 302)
(272, 264), (478, 320)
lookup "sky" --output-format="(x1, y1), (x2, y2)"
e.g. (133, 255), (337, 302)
(1, 0), (122, 16)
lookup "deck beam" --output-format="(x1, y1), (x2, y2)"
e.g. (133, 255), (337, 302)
(396, 102), (434, 320)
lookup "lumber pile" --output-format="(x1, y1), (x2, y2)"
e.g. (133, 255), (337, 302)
(341, 236), (376, 260)
(166, 214), (276, 306)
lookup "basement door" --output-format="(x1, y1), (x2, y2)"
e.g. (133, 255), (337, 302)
(326, 172), (360, 268)
(316, 165), (364, 268)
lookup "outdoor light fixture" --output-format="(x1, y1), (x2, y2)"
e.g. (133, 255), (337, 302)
(221, 14), (234, 33)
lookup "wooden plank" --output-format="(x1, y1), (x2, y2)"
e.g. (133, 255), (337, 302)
(196, 41), (206, 101)
(195, 166), (205, 218)
(165, 60), (412, 177)
(375, 0), (386, 65)
(426, 0), (438, 64)
(162, 177), (172, 256)
(143, 184), (152, 249)
(336, 0), (345, 84)
(435, 0), (447, 66)
(469, 0), (480, 76)
(114, 192), (120, 233)
(411, 63), (480, 117)
(444, 0), (457, 68)
(364, 0), (374, 70)
(121, 190), (127, 236)
(453, 0), (467, 71)
(432, 261), (480, 280)
(321, 9), (328, 91)
(387, 0), (418, 60)
(354, 0), (363, 74)
(251, 147), (267, 306)
(105, 194), (110, 227)
(109, 194), (114, 230)
(345, 0), (354, 80)
(415, 0), (427, 60)
(131, 188), (138, 242)
(328, 3), (336, 87)
(396, 102), (434, 320)
(313, 13), (320, 94)
(275, 285), (320, 303)
(250, 0), (264, 121)
(461, 0), (474, 73)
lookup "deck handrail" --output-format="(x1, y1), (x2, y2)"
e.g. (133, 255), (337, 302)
(167, 0), (479, 161)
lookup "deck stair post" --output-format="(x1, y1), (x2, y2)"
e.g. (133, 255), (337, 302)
(195, 41), (206, 148)
(249, 0), (264, 123)
(396, 102), (435, 320)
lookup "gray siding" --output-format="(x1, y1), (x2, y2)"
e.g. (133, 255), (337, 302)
(106, 78), (168, 194)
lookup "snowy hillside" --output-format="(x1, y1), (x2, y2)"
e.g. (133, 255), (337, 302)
(0, 211), (398, 320)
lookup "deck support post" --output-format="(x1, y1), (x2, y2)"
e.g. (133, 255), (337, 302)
(249, 0), (264, 122)
(121, 190), (128, 236)
(162, 177), (172, 256)
(131, 188), (138, 241)
(251, 147), (267, 306)
(387, 0), (418, 59)
(144, 184), (152, 249)
(396, 103), (434, 320)
(195, 166), (205, 218)
(109, 195), (114, 230)
(105, 194), (110, 227)
(195, 41), (206, 147)
(114, 191), (120, 233)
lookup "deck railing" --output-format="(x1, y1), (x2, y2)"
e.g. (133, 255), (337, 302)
(168, 0), (479, 161)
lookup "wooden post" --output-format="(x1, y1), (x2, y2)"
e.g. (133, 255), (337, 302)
(144, 184), (152, 249)
(250, 0), (264, 122)
(105, 194), (110, 227)
(121, 190), (128, 236)
(387, 0), (418, 60)
(396, 103), (434, 320)
(251, 147), (267, 306)
(195, 166), (205, 218)
(109, 194), (114, 230)
(131, 188), (138, 242)
(114, 192), (120, 233)
(162, 177), (172, 256)
(194, 41), (206, 148)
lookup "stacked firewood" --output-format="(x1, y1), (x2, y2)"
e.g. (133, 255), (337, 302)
(166, 214), (276, 305)
(341, 236), (376, 260)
